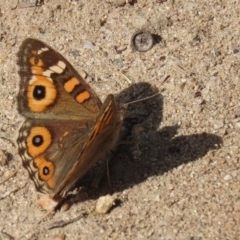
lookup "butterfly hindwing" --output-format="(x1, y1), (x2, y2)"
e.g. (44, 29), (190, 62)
(17, 118), (95, 194)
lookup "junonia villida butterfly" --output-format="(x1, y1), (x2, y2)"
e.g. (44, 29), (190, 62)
(17, 38), (124, 200)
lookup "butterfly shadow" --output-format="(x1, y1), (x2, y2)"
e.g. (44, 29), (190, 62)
(70, 82), (223, 204)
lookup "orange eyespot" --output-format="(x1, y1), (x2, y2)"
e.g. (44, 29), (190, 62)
(35, 157), (55, 189)
(27, 76), (57, 112)
(27, 127), (52, 157)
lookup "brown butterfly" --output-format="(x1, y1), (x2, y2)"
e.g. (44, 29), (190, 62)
(17, 38), (124, 200)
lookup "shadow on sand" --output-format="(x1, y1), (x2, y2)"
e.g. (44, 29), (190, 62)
(70, 82), (222, 203)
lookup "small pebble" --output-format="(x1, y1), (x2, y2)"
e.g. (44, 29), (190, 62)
(36, 194), (59, 210)
(223, 174), (232, 181)
(96, 195), (115, 214)
(131, 30), (155, 52)
(4, 170), (10, 178)
(212, 119), (224, 129)
(83, 40), (94, 50)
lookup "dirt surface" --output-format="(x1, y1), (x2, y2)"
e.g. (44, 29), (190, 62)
(0, 0), (240, 239)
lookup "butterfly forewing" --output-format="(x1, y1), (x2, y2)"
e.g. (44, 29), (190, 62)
(17, 38), (102, 120)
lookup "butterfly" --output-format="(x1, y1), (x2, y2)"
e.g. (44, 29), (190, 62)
(17, 38), (124, 200)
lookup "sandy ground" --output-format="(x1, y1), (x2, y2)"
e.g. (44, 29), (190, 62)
(0, 0), (240, 239)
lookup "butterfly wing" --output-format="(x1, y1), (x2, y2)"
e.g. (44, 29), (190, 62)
(54, 94), (123, 198)
(17, 118), (95, 194)
(17, 38), (101, 120)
